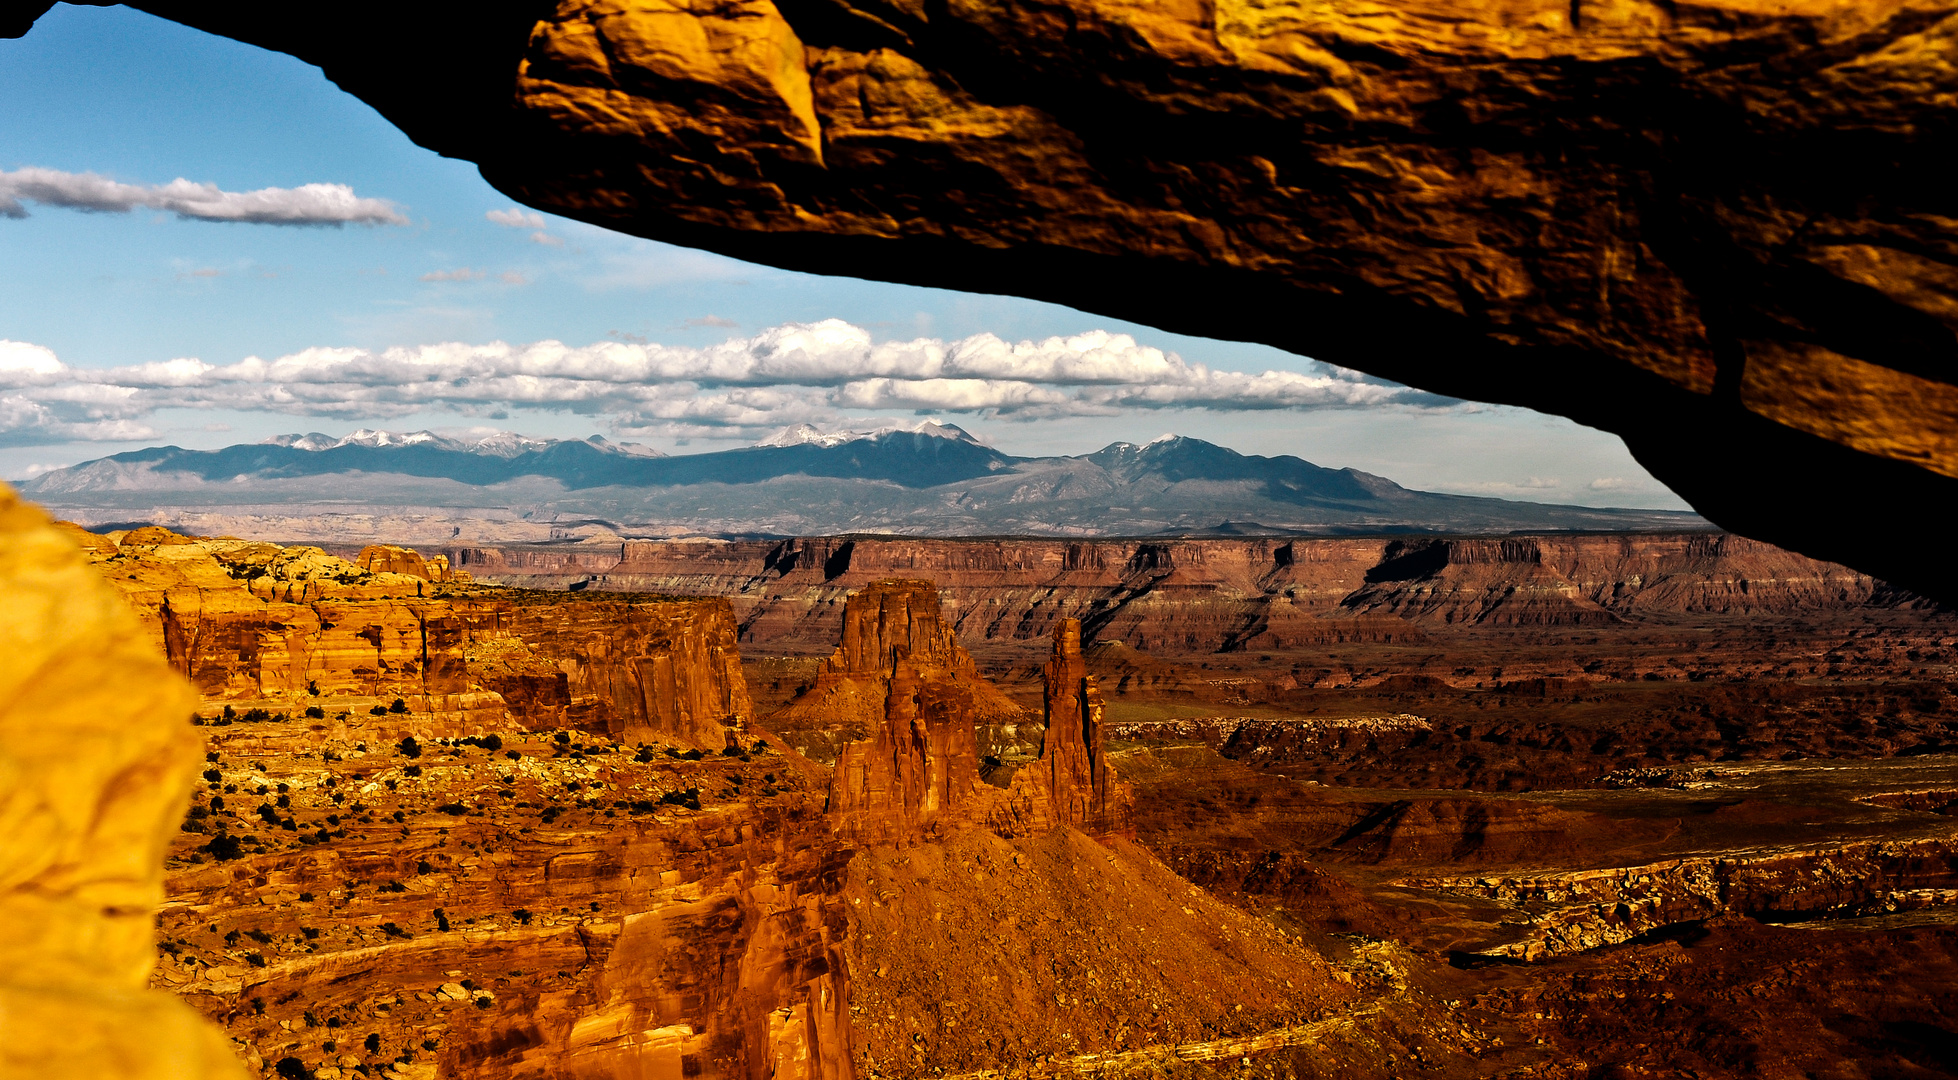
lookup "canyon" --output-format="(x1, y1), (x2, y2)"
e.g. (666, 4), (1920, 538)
(14, 511), (1958, 1078)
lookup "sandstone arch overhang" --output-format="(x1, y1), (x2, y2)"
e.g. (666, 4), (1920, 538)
(18, 0), (1958, 602)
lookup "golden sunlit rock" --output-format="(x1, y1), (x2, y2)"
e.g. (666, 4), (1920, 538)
(0, 485), (244, 1080)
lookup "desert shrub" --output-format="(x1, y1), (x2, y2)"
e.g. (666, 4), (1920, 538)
(364, 1034), (381, 1053)
(205, 834), (243, 860)
(721, 746), (742, 757)
(403, 765), (422, 778)
(634, 746), (655, 763)
(435, 803), (468, 816)
(504, 750), (522, 761)
(274, 1056), (312, 1080)
(304, 706), (325, 719)
(512, 909), (533, 925)
(397, 737), (421, 759)
(659, 788), (701, 810)
(242, 708), (271, 722)
(201, 768), (222, 783)
(479, 734), (503, 752)
(388, 698), (409, 714)
(370, 706), (388, 716)
(223, 706), (237, 721)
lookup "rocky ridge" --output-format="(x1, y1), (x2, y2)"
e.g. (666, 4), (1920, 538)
(444, 531), (1930, 657)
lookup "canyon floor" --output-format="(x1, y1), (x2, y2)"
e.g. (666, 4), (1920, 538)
(87, 529), (1958, 1079)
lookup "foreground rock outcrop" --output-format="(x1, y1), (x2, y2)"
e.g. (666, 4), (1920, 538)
(32, 1), (1958, 601)
(0, 488), (242, 1080)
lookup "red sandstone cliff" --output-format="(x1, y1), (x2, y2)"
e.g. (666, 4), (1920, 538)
(991, 619), (1134, 838)
(443, 532), (1923, 655)
(818, 598), (1131, 842)
(768, 579), (1030, 757)
(79, 529), (751, 749)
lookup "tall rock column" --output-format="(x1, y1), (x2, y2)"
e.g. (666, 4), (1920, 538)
(828, 650), (957, 840)
(995, 619), (1133, 837)
(1038, 619), (1114, 827)
(0, 486), (244, 1080)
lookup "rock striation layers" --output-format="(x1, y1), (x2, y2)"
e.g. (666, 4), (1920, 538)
(76, 527), (752, 750)
(458, 532), (1928, 656)
(0, 486), (243, 1080)
(40, 0), (1958, 602)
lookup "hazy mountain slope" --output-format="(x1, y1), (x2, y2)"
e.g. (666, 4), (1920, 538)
(18, 426), (1707, 537)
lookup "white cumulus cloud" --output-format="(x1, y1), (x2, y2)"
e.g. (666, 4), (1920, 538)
(0, 167), (407, 226)
(0, 319), (1436, 445)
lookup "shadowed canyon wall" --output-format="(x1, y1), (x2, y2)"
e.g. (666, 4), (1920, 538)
(445, 532), (1932, 655)
(26, 0), (1958, 600)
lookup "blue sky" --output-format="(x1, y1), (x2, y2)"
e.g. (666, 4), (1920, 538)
(0, 4), (1686, 509)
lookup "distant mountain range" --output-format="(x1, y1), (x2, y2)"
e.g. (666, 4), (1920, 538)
(16, 422), (1708, 538)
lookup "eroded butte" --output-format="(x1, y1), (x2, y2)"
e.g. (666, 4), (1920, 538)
(14, 518), (1958, 1078)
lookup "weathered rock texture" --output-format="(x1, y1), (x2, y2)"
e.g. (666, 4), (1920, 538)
(992, 619), (1133, 837)
(35, 0), (1958, 600)
(0, 486), (243, 1080)
(769, 578), (1032, 758)
(814, 595), (1132, 840)
(153, 722), (853, 1080)
(356, 544), (468, 584)
(826, 651), (983, 840)
(457, 532), (1930, 655)
(78, 528), (753, 749)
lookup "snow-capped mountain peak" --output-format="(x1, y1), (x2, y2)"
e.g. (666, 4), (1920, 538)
(754, 419), (984, 448)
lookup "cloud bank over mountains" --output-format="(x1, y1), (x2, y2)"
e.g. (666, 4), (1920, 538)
(0, 320), (1439, 446)
(0, 167), (406, 225)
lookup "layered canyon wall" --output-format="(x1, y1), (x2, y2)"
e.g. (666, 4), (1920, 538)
(443, 532), (1924, 655)
(84, 528), (752, 749)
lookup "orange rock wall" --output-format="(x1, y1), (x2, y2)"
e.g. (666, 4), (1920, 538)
(86, 534), (752, 749)
(453, 532), (1912, 654)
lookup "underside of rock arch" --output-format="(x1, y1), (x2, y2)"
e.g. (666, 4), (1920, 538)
(27, 0), (1958, 601)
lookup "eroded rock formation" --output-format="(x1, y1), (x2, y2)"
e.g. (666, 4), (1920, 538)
(31, 0), (1958, 600)
(816, 595), (1132, 840)
(79, 528), (753, 749)
(992, 619), (1133, 837)
(826, 650), (983, 840)
(458, 532), (1927, 655)
(356, 544), (468, 584)
(768, 578), (1031, 758)
(0, 488), (243, 1080)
